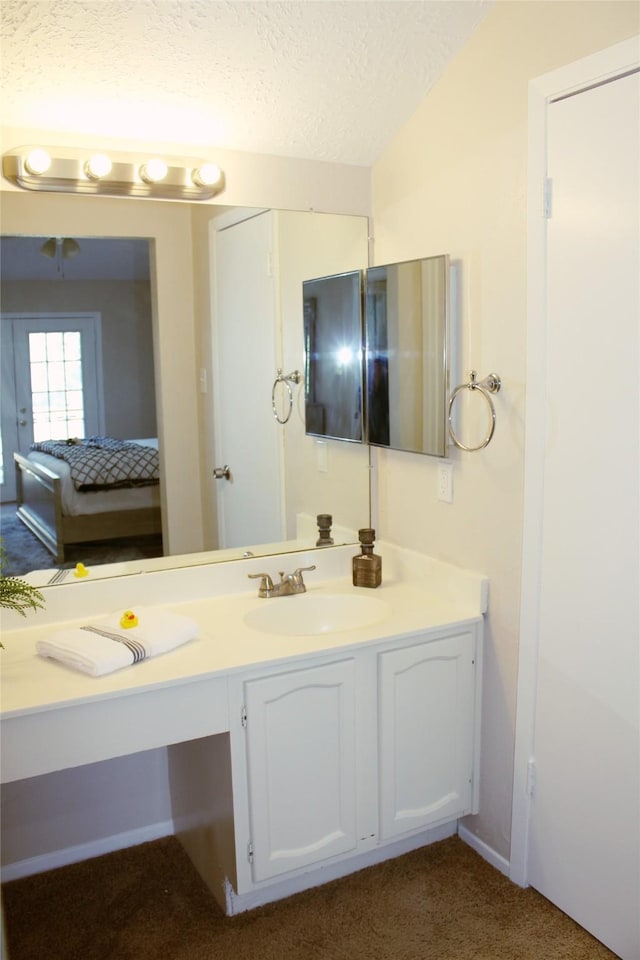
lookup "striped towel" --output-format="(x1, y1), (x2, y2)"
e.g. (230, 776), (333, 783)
(36, 606), (197, 677)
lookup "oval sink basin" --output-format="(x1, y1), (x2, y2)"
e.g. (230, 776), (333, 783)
(244, 593), (391, 636)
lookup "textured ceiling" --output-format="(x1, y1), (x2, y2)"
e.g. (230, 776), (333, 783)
(0, 0), (492, 166)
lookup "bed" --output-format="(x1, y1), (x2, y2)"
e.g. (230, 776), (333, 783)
(13, 438), (162, 564)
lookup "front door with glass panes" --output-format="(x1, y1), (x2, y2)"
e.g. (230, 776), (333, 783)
(0, 313), (103, 501)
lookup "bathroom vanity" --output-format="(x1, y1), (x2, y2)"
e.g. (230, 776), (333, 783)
(0, 544), (487, 914)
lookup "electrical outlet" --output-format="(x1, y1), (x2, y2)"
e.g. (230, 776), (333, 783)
(437, 462), (453, 503)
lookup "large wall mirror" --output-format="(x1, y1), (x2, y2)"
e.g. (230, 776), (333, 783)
(0, 192), (371, 581)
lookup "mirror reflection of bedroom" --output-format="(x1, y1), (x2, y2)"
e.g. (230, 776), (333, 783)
(0, 235), (164, 576)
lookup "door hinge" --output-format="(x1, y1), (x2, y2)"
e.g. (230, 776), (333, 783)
(526, 758), (537, 798)
(240, 705), (247, 728)
(247, 840), (254, 863)
(543, 177), (552, 219)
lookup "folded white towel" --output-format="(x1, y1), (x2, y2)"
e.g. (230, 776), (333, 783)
(36, 606), (198, 677)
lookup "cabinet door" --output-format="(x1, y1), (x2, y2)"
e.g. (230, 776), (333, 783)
(378, 632), (475, 840)
(243, 658), (357, 882)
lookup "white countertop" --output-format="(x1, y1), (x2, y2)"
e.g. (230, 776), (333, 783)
(0, 576), (483, 719)
(0, 542), (487, 783)
(1, 542), (487, 719)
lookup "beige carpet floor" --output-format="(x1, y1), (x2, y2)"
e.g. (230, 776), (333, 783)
(1, 835), (616, 960)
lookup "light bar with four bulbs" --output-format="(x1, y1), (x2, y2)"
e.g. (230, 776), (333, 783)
(2, 146), (225, 201)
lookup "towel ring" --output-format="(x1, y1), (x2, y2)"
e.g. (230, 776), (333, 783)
(448, 370), (501, 452)
(272, 368), (302, 424)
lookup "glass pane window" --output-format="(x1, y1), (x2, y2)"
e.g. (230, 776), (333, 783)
(29, 362), (49, 393)
(29, 331), (86, 442)
(28, 333), (47, 363)
(46, 361), (67, 392)
(64, 332), (81, 361)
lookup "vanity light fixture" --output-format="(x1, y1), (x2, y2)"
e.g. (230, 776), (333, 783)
(3, 145), (226, 201)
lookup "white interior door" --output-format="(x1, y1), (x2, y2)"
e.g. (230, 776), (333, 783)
(524, 66), (639, 959)
(211, 212), (284, 549)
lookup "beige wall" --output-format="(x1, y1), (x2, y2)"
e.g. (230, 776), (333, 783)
(371, 2), (639, 860)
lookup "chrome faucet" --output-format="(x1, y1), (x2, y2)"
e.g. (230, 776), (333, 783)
(248, 565), (316, 598)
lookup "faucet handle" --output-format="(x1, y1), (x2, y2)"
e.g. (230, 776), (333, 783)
(248, 572), (274, 597)
(292, 564), (316, 587)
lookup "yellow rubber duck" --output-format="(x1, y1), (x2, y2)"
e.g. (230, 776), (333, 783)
(120, 610), (139, 629)
(73, 562), (89, 578)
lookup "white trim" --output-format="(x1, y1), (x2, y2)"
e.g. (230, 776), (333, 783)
(458, 824), (509, 878)
(0, 820), (174, 883)
(510, 34), (640, 889)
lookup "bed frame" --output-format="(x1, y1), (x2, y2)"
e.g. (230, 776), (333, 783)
(14, 452), (162, 564)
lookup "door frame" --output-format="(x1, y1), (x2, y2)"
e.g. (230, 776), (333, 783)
(510, 35), (640, 887)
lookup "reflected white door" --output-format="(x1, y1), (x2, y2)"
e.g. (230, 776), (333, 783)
(211, 212), (284, 549)
(526, 68), (639, 959)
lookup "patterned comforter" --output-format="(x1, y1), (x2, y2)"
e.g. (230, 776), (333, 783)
(30, 437), (160, 491)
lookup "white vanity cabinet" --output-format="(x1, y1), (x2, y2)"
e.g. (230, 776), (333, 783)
(378, 630), (476, 841)
(0, 543), (487, 917)
(229, 622), (481, 901)
(240, 657), (359, 883)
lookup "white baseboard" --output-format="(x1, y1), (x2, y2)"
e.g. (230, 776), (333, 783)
(226, 821), (457, 915)
(458, 823), (510, 877)
(1, 819), (510, 902)
(0, 819), (174, 883)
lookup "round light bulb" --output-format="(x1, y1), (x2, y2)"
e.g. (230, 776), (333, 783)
(24, 148), (51, 176)
(192, 163), (222, 188)
(84, 153), (112, 180)
(139, 158), (168, 184)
